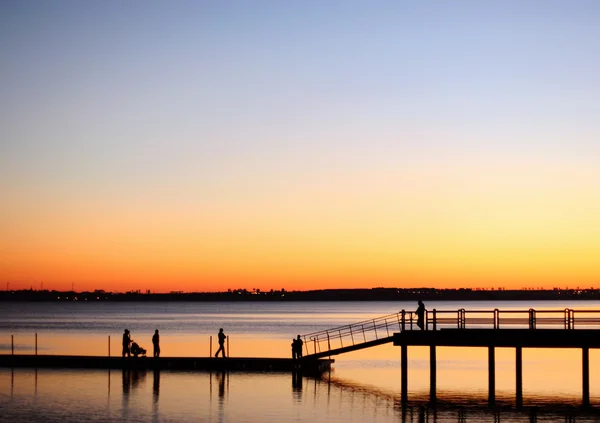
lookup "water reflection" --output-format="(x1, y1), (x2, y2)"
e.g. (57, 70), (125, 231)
(2, 368), (600, 422)
(324, 375), (600, 423)
(292, 370), (303, 392)
(122, 368), (146, 397)
(153, 369), (160, 403)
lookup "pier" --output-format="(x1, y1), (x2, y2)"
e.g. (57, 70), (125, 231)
(298, 307), (600, 406)
(0, 354), (333, 373)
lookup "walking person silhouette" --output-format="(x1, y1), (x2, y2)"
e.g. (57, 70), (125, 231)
(416, 300), (426, 330)
(215, 328), (227, 358)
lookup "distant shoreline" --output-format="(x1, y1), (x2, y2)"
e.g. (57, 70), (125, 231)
(2, 288), (600, 302)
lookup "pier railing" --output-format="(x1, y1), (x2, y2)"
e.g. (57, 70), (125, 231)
(301, 308), (600, 357)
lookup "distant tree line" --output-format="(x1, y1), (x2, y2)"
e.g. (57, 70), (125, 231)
(2, 287), (600, 302)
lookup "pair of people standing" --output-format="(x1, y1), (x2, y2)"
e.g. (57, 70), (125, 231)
(122, 329), (160, 357)
(291, 335), (303, 360)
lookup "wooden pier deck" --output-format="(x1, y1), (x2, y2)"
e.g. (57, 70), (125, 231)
(0, 354), (333, 373)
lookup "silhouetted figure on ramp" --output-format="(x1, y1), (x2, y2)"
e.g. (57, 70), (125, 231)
(215, 328), (227, 358)
(152, 329), (160, 357)
(416, 300), (426, 330)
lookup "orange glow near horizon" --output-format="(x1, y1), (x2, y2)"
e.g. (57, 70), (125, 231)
(3, 158), (600, 293)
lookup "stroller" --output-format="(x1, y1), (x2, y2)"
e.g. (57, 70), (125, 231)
(130, 340), (147, 357)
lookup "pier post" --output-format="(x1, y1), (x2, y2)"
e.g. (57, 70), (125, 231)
(516, 346), (522, 407)
(583, 347), (590, 406)
(488, 346), (495, 404)
(35, 333), (38, 356)
(108, 336), (111, 357)
(11, 335), (14, 355)
(210, 336), (212, 357)
(401, 344), (408, 403)
(430, 344), (436, 402)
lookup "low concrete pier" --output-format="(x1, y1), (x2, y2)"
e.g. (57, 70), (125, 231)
(0, 354), (333, 373)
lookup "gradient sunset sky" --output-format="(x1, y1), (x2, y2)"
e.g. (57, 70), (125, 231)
(2, 1), (600, 293)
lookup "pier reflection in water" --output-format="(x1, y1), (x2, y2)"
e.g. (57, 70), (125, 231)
(2, 368), (600, 422)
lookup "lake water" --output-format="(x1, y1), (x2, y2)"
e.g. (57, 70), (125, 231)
(2, 300), (600, 422)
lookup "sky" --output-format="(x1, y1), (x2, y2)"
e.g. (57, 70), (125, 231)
(1, 1), (600, 293)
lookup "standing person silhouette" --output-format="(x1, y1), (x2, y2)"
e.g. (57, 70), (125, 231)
(122, 329), (131, 357)
(416, 300), (426, 330)
(291, 338), (297, 360)
(152, 329), (160, 357)
(215, 328), (227, 358)
(294, 335), (304, 359)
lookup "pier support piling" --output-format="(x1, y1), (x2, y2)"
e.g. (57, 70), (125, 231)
(516, 346), (523, 407)
(582, 347), (590, 406)
(488, 346), (495, 404)
(401, 344), (408, 403)
(430, 345), (436, 402)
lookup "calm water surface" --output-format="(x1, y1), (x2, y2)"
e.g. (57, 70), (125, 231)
(2, 300), (600, 422)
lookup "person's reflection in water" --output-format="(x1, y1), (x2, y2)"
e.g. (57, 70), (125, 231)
(217, 371), (226, 398)
(122, 369), (146, 398)
(292, 370), (303, 393)
(153, 369), (160, 403)
(122, 369), (131, 397)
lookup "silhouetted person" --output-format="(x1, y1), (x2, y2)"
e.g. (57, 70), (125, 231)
(152, 329), (160, 357)
(416, 300), (426, 330)
(291, 338), (297, 360)
(215, 328), (226, 358)
(122, 329), (131, 357)
(294, 335), (303, 359)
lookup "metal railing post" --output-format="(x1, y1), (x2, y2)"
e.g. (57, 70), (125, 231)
(35, 333), (38, 355)
(432, 309), (437, 331)
(108, 335), (111, 357)
(11, 335), (14, 355)
(425, 310), (428, 331)
(373, 320), (378, 339)
(401, 310), (406, 331)
(327, 332), (331, 351)
(494, 309), (499, 329)
(210, 336), (212, 357)
(529, 309), (536, 329)
(339, 330), (343, 347)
